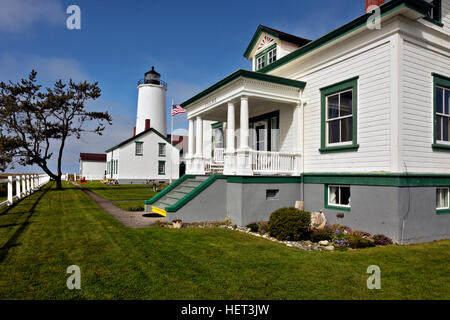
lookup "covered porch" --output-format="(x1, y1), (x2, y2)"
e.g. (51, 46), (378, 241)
(182, 69), (306, 176)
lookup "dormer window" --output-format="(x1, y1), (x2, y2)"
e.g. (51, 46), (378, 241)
(255, 44), (277, 71)
(268, 47), (277, 64)
(256, 55), (265, 70)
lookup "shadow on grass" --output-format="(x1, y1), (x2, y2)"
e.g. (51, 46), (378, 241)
(0, 186), (50, 264)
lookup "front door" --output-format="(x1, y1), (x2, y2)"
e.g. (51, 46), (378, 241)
(254, 120), (268, 151)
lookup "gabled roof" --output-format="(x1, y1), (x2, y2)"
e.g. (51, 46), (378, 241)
(180, 69), (306, 108)
(243, 25), (311, 59)
(257, 0), (432, 73)
(80, 153), (106, 162)
(105, 128), (177, 153)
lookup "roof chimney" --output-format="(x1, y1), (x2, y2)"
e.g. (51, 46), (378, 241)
(365, 0), (384, 12)
(145, 119), (151, 130)
(133, 126), (136, 136)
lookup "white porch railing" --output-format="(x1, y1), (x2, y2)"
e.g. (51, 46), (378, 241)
(249, 150), (299, 175)
(0, 174), (50, 208)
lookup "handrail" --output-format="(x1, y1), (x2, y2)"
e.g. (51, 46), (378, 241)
(144, 174), (195, 205)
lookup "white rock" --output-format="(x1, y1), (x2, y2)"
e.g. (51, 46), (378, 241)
(319, 240), (329, 246)
(324, 246), (335, 251)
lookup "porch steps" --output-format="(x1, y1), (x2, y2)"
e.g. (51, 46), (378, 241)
(147, 175), (211, 214)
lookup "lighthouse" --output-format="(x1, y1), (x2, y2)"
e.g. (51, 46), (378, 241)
(135, 66), (167, 135)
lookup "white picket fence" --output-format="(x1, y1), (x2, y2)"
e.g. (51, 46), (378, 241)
(0, 174), (50, 208)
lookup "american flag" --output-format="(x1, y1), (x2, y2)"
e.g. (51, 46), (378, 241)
(171, 104), (186, 116)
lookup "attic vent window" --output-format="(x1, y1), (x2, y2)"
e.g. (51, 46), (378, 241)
(427, 0), (442, 23)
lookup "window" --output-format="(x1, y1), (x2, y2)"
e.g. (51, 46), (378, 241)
(326, 185), (351, 211)
(249, 111), (279, 151)
(158, 143), (166, 157)
(268, 47), (277, 64)
(270, 116), (279, 152)
(158, 161), (165, 175)
(426, 0), (442, 24)
(135, 141), (143, 156)
(256, 55), (265, 70)
(266, 189), (279, 200)
(320, 77), (359, 153)
(254, 44), (277, 71)
(433, 74), (450, 151)
(436, 187), (449, 211)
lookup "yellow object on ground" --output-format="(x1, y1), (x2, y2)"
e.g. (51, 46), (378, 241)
(152, 206), (166, 217)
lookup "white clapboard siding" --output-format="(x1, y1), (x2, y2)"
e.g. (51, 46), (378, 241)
(401, 38), (450, 173)
(295, 41), (393, 173)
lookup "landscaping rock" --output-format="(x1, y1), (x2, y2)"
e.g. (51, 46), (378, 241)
(324, 246), (335, 251)
(319, 240), (329, 246)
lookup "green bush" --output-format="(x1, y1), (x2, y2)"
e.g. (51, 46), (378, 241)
(268, 207), (311, 241)
(347, 234), (375, 249)
(246, 223), (259, 233)
(310, 228), (333, 242)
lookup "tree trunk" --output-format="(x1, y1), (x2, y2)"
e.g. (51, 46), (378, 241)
(56, 176), (62, 190)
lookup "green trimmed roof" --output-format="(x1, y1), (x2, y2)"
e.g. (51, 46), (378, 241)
(243, 25), (311, 59)
(105, 128), (176, 153)
(180, 69), (306, 108)
(257, 0), (432, 73)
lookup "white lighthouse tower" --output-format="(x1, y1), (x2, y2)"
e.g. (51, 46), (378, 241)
(135, 66), (167, 135)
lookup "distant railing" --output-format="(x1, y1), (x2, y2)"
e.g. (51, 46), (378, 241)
(213, 148), (225, 163)
(137, 78), (168, 88)
(0, 174), (50, 208)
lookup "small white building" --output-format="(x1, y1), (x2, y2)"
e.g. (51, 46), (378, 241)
(79, 153), (107, 180)
(104, 66), (182, 183)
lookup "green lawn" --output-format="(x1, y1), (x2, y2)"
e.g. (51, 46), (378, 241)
(113, 201), (145, 211)
(81, 181), (160, 201)
(0, 182), (449, 299)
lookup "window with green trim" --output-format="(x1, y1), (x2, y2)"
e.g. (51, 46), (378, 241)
(325, 185), (351, 211)
(320, 77), (359, 153)
(433, 74), (450, 151)
(254, 44), (277, 71)
(158, 143), (166, 157)
(436, 187), (450, 214)
(135, 141), (143, 156)
(158, 161), (165, 175)
(427, 0), (442, 23)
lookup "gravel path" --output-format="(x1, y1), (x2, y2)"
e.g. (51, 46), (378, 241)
(72, 182), (165, 228)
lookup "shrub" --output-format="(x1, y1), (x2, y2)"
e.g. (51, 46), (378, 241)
(257, 221), (269, 235)
(310, 227), (333, 242)
(268, 207), (311, 241)
(373, 234), (393, 246)
(347, 234), (375, 249)
(246, 223), (259, 233)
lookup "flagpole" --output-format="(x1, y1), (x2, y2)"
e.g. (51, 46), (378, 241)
(170, 99), (174, 184)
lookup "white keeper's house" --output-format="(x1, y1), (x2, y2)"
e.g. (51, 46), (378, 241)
(104, 67), (182, 183)
(146, 0), (450, 244)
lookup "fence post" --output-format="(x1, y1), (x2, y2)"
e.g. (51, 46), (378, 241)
(7, 176), (13, 206)
(21, 175), (26, 197)
(26, 176), (30, 195)
(16, 176), (21, 200)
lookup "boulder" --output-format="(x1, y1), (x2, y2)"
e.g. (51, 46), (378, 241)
(318, 240), (329, 246)
(311, 210), (327, 230)
(323, 246), (335, 251)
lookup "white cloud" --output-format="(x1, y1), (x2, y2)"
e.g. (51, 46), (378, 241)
(0, 0), (64, 33)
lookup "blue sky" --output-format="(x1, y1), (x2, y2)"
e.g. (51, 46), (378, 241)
(0, 0), (366, 173)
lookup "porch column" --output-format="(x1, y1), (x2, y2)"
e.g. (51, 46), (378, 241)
(293, 102), (303, 175)
(236, 96), (252, 175)
(186, 118), (195, 174)
(193, 116), (205, 174)
(239, 96), (249, 150)
(224, 101), (236, 175)
(16, 175), (21, 200)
